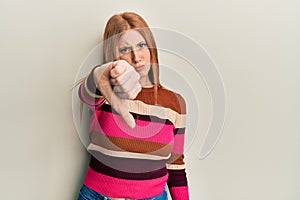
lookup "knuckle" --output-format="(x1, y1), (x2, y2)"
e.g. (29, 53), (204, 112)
(114, 67), (122, 75)
(119, 60), (127, 65)
(115, 77), (122, 85)
(119, 60), (128, 69)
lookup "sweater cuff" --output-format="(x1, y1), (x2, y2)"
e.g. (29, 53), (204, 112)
(78, 65), (106, 109)
(86, 65), (102, 96)
(169, 186), (189, 200)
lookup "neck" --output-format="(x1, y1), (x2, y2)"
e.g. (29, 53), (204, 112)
(140, 76), (153, 88)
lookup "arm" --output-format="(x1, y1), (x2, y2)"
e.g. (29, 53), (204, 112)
(167, 94), (189, 200)
(78, 66), (105, 111)
(78, 60), (141, 128)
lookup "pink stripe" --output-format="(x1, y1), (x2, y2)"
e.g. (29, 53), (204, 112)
(84, 166), (168, 199)
(169, 186), (189, 200)
(173, 134), (185, 154)
(90, 110), (175, 144)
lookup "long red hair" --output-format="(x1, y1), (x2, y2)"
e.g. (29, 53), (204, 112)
(102, 12), (160, 103)
(76, 12), (161, 123)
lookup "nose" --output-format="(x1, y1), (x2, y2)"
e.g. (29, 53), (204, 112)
(131, 49), (142, 65)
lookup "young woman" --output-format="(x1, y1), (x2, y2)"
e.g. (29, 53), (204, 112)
(77, 12), (189, 200)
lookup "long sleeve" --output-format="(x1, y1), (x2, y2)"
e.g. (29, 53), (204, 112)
(78, 66), (105, 110)
(166, 93), (189, 200)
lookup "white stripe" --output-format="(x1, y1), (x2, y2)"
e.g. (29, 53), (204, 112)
(87, 143), (171, 160)
(129, 100), (186, 128)
(104, 100), (186, 128)
(166, 164), (186, 170)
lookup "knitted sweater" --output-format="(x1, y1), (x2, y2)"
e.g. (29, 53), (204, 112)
(78, 67), (189, 200)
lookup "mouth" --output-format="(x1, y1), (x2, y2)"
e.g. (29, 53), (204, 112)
(135, 65), (144, 71)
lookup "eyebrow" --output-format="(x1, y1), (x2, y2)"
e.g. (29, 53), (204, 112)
(119, 40), (146, 48)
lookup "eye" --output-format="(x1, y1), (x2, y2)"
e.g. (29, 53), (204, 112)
(119, 47), (131, 54)
(138, 42), (148, 48)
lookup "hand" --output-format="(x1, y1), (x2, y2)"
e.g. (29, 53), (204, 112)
(110, 60), (141, 99)
(93, 60), (141, 128)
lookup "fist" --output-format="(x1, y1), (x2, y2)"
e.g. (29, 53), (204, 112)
(110, 60), (141, 99)
(93, 60), (141, 128)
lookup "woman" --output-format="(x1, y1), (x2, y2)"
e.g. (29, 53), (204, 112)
(77, 12), (189, 200)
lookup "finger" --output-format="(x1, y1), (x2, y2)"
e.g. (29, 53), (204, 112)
(95, 63), (115, 85)
(96, 63), (117, 104)
(114, 88), (139, 99)
(97, 61), (119, 87)
(110, 62), (126, 78)
(111, 61), (118, 68)
(119, 105), (136, 128)
(113, 77), (141, 97)
(110, 96), (136, 128)
(110, 78), (118, 86)
(113, 68), (136, 86)
(127, 84), (142, 99)
(110, 71), (138, 86)
(119, 80), (141, 99)
(122, 112), (136, 128)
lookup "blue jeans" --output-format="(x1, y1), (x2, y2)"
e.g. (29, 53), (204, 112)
(78, 185), (167, 200)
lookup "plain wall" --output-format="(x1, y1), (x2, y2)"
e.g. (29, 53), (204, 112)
(0, 0), (299, 199)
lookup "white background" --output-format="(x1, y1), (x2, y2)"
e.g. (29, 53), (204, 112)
(1, 0), (299, 199)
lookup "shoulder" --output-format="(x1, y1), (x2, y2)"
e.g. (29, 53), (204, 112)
(158, 85), (186, 114)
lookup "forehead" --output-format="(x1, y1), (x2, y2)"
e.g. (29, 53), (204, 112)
(118, 30), (145, 46)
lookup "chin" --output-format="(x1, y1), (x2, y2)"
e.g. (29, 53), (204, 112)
(138, 69), (149, 77)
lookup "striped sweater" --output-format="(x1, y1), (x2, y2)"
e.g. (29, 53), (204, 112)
(78, 67), (189, 200)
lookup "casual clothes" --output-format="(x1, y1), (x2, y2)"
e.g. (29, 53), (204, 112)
(78, 67), (189, 200)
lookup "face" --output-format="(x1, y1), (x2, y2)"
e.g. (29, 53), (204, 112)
(117, 30), (151, 84)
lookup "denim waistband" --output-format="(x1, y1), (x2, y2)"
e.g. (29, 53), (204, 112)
(78, 185), (167, 200)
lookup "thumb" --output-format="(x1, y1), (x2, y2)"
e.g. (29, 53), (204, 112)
(111, 94), (136, 129)
(119, 110), (136, 129)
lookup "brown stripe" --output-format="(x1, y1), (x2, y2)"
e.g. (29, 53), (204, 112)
(89, 156), (168, 180)
(100, 104), (173, 125)
(135, 87), (186, 114)
(174, 128), (185, 135)
(89, 150), (167, 173)
(90, 133), (173, 157)
(168, 154), (185, 165)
